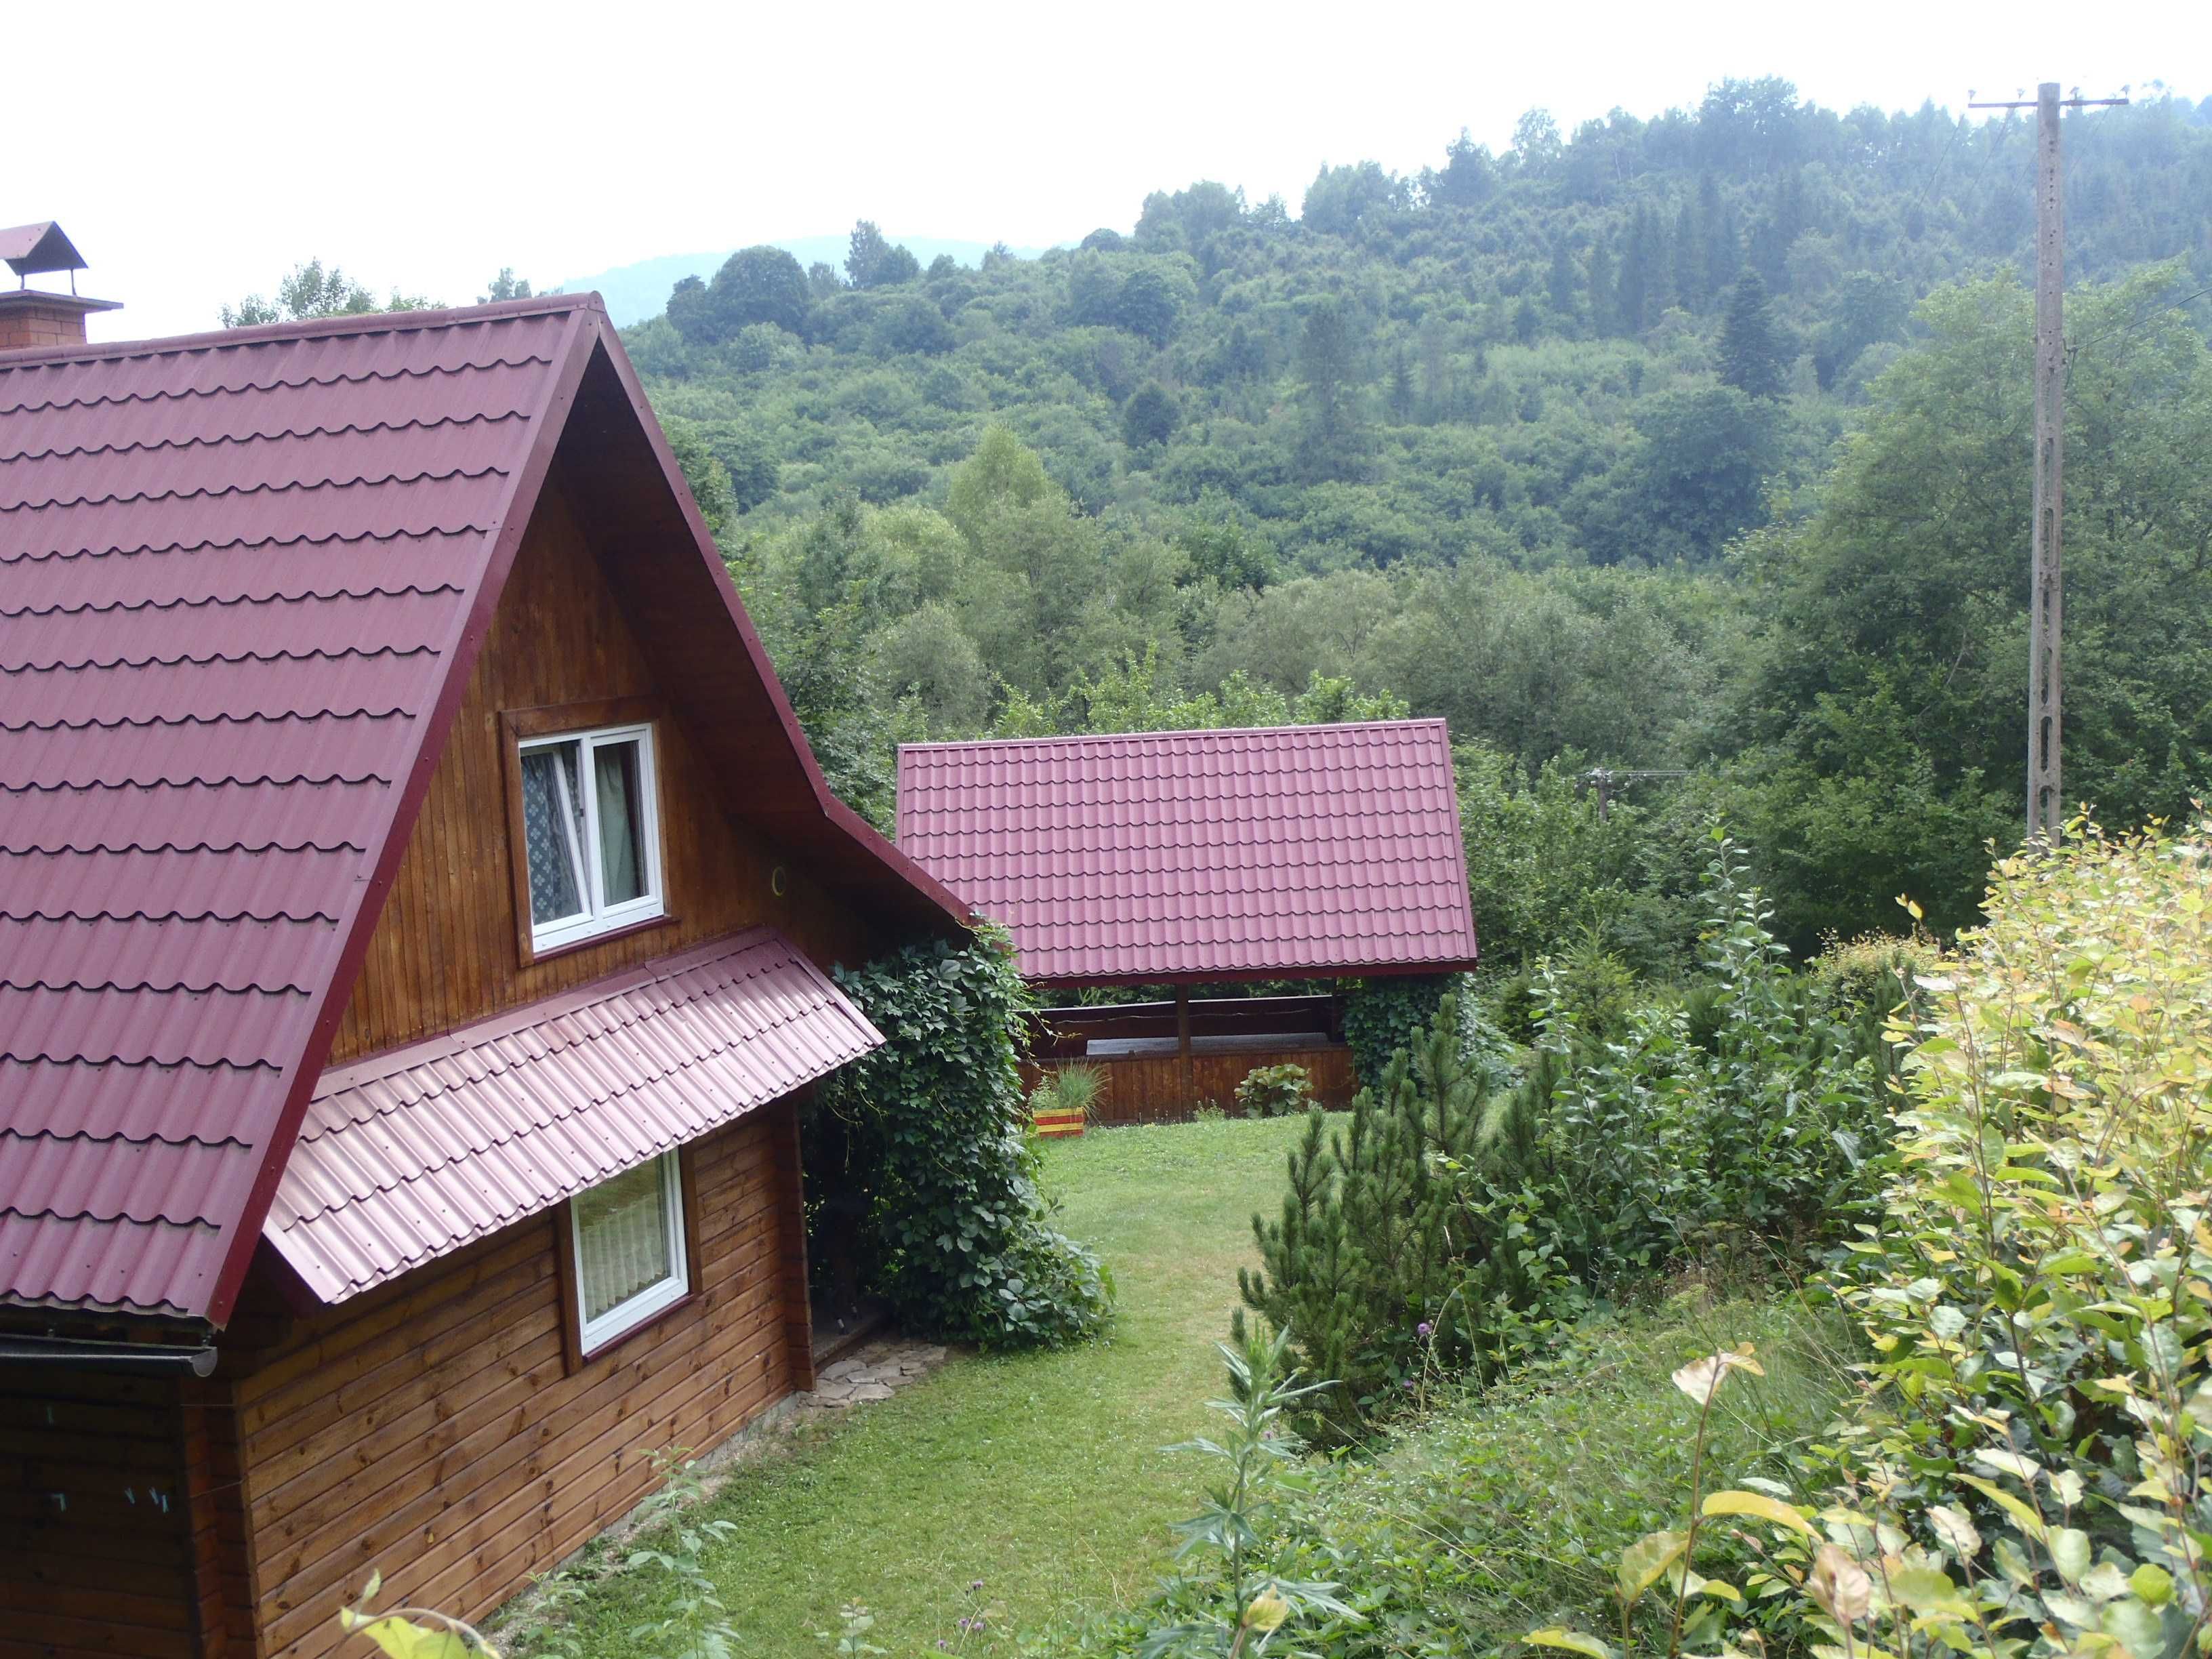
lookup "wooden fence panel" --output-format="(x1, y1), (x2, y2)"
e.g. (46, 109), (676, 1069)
(1026, 1043), (1358, 1125)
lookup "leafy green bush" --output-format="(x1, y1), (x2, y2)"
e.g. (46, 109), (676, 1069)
(825, 927), (1112, 1348)
(1782, 819), (2212, 1658)
(1137, 1328), (1357, 1659)
(1084, 1297), (1849, 1659)
(1234, 1063), (1313, 1119)
(1338, 974), (1455, 1088)
(1539, 817), (2212, 1659)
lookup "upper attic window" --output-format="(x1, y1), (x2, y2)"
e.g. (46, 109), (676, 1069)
(518, 722), (663, 951)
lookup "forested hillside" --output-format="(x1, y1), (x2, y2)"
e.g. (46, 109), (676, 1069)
(626, 81), (2212, 968)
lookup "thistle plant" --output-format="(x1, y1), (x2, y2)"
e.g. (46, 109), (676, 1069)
(1140, 1325), (1359, 1659)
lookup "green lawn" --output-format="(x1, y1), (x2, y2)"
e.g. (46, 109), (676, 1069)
(544, 1115), (1314, 1656)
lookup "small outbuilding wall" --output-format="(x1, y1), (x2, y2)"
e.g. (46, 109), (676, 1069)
(1024, 995), (1360, 1124)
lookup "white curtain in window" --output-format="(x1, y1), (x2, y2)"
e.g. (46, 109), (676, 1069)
(594, 740), (644, 905)
(574, 1158), (674, 1324)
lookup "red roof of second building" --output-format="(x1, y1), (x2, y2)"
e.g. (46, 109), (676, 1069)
(895, 720), (1478, 985)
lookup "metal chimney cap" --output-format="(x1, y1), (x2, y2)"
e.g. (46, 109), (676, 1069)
(0, 222), (89, 279)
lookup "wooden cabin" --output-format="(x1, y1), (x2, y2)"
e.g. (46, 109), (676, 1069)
(0, 294), (973, 1658)
(895, 723), (1479, 1123)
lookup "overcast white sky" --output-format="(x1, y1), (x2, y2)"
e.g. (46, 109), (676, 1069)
(12, 0), (2204, 342)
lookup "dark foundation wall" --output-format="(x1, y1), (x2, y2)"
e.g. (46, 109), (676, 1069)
(0, 1097), (811, 1659)
(0, 1365), (205, 1659)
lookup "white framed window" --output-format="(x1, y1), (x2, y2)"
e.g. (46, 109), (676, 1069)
(571, 1151), (689, 1353)
(518, 722), (663, 952)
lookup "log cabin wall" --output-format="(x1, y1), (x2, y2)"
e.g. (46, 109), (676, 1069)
(0, 1366), (201, 1659)
(219, 1101), (806, 1659)
(329, 466), (875, 1065)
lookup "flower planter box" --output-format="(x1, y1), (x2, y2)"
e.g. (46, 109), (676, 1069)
(1031, 1107), (1087, 1139)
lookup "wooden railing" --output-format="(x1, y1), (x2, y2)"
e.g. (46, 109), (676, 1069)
(1027, 994), (1340, 1059)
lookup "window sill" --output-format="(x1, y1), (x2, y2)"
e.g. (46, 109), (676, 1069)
(525, 911), (682, 969)
(573, 1287), (699, 1370)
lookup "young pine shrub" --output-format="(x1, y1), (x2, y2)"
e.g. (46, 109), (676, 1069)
(1239, 998), (1577, 1443)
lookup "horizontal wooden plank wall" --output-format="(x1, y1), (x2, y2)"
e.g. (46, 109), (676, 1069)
(225, 1103), (803, 1659)
(1027, 1044), (1359, 1125)
(329, 472), (874, 1065)
(0, 1366), (198, 1659)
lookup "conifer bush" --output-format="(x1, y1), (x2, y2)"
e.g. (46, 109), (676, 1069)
(1242, 836), (1886, 1439)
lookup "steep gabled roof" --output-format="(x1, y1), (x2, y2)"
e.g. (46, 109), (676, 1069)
(895, 720), (1479, 987)
(0, 296), (966, 1324)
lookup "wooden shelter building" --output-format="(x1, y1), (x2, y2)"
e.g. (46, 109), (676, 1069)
(895, 723), (1479, 1122)
(0, 293), (972, 1658)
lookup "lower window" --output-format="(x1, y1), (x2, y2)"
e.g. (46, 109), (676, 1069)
(571, 1151), (689, 1353)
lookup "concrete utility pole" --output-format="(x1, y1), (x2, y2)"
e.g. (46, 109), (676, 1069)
(1969, 82), (2127, 842)
(1580, 768), (1686, 821)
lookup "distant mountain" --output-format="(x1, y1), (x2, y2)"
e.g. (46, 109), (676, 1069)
(562, 235), (1061, 327)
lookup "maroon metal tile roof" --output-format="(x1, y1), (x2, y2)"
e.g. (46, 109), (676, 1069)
(0, 296), (968, 1325)
(895, 720), (1479, 986)
(268, 929), (879, 1305)
(0, 301), (573, 1322)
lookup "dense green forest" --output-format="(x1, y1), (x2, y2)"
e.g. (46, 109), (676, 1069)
(627, 81), (2212, 971)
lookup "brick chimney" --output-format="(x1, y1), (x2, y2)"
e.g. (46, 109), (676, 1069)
(0, 222), (120, 352)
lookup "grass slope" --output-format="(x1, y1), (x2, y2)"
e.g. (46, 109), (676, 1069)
(1266, 1294), (1853, 1652)
(550, 1115), (1313, 1656)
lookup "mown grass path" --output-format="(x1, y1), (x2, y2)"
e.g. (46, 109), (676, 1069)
(582, 1116), (1313, 1657)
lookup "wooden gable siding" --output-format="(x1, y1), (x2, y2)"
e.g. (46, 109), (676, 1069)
(217, 1101), (808, 1659)
(329, 469), (872, 1065)
(0, 1367), (202, 1659)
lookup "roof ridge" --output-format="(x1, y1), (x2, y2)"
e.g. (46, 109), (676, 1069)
(0, 1051), (279, 1076)
(2, 645), (436, 673)
(897, 716), (1449, 754)
(1, 834), (365, 857)
(1, 974), (313, 995)
(2, 709), (409, 736)
(0, 1122), (255, 1151)
(0, 293), (601, 372)
(3, 781), (386, 799)
(0, 525), (493, 566)
(0, 901), (347, 924)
